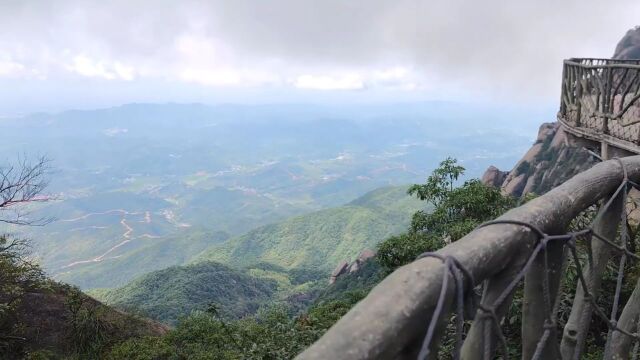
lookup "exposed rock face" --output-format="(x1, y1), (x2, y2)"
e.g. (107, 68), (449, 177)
(537, 123), (557, 142)
(502, 173), (527, 196)
(348, 249), (376, 273)
(329, 249), (376, 284)
(481, 166), (508, 187)
(614, 26), (640, 60)
(483, 122), (597, 198)
(329, 260), (349, 284)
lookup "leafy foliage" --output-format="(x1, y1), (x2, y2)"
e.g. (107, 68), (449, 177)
(376, 232), (444, 270)
(410, 179), (515, 240)
(65, 287), (113, 357)
(378, 159), (516, 270)
(0, 236), (46, 353)
(96, 262), (280, 325)
(106, 292), (366, 360)
(407, 157), (464, 206)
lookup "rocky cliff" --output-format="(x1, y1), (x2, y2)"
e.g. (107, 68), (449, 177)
(482, 122), (597, 197)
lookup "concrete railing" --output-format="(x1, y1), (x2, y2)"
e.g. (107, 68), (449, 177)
(297, 156), (640, 359)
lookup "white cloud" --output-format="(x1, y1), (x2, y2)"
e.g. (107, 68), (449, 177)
(179, 68), (241, 86)
(66, 55), (135, 81)
(373, 67), (409, 82)
(0, 0), (639, 108)
(370, 67), (423, 91)
(113, 62), (135, 81)
(293, 74), (364, 90)
(0, 60), (26, 77)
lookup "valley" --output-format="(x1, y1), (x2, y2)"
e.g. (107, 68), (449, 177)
(0, 103), (538, 291)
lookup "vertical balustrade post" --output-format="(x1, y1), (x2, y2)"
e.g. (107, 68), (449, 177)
(560, 189), (625, 359)
(609, 278), (640, 358)
(560, 63), (567, 116)
(576, 66), (583, 127)
(603, 68), (613, 135)
(522, 239), (566, 359)
(460, 250), (534, 359)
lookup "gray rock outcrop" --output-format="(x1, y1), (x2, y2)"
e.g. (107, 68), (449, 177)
(481, 166), (508, 187)
(329, 249), (376, 284)
(614, 26), (640, 60)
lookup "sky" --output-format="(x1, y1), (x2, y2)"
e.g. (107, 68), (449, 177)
(1, 0), (639, 115)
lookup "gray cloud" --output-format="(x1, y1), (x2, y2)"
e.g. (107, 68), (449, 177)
(0, 0), (639, 105)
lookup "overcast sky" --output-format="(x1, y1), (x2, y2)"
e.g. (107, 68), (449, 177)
(0, 0), (639, 114)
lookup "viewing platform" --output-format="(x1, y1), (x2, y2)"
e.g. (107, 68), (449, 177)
(559, 58), (640, 158)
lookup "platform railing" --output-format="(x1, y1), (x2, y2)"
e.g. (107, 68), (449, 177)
(559, 58), (640, 154)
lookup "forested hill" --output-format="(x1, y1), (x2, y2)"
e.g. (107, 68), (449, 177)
(193, 185), (429, 272)
(92, 185), (427, 325)
(92, 262), (281, 325)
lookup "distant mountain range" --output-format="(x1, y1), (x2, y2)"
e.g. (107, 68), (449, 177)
(0, 102), (538, 290)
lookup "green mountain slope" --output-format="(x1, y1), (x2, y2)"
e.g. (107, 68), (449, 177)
(94, 186), (427, 325)
(194, 186), (429, 272)
(56, 229), (230, 289)
(93, 262), (279, 324)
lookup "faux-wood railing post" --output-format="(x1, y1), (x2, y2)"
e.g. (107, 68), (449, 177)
(522, 238), (566, 359)
(460, 253), (533, 359)
(603, 68), (613, 135)
(560, 189), (625, 359)
(560, 63), (567, 116)
(575, 66), (582, 127)
(609, 279), (640, 358)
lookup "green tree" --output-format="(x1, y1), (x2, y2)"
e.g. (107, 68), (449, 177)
(106, 292), (367, 360)
(0, 236), (46, 353)
(407, 157), (465, 206)
(378, 158), (516, 271)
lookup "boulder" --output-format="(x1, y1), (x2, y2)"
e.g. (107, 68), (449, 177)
(481, 165), (508, 187)
(329, 260), (349, 284)
(536, 122), (557, 143)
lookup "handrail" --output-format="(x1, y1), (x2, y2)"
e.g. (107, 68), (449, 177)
(559, 57), (640, 154)
(297, 156), (640, 359)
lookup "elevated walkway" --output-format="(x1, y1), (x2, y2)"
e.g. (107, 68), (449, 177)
(559, 58), (640, 158)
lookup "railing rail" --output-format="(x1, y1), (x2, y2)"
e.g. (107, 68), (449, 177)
(559, 58), (640, 154)
(297, 156), (640, 359)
